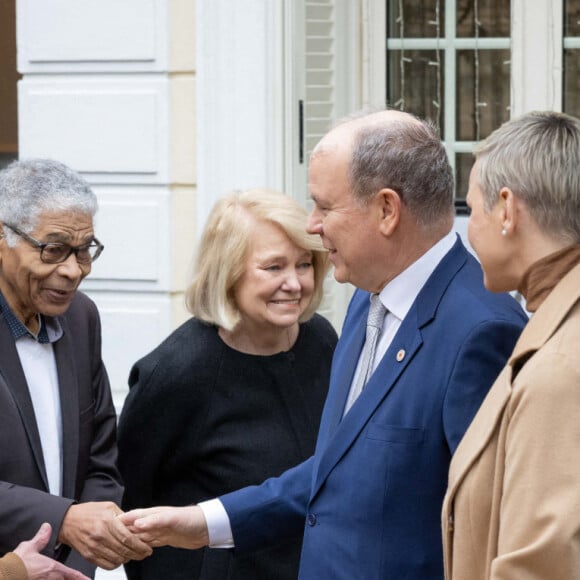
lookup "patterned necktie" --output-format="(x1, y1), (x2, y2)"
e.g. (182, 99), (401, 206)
(344, 293), (387, 414)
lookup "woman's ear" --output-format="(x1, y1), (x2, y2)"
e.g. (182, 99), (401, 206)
(376, 188), (401, 236)
(499, 187), (517, 235)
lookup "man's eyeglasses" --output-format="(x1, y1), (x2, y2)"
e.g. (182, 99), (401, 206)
(2, 223), (104, 265)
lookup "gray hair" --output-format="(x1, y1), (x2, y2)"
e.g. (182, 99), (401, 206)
(0, 158), (98, 246)
(475, 111), (580, 243)
(349, 114), (455, 230)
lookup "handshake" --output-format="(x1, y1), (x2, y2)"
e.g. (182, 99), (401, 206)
(57, 501), (153, 571)
(3, 502), (207, 580)
(59, 502), (208, 571)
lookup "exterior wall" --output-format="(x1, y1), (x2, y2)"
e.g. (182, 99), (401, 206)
(17, 0), (196, 413)
(195, 0), (285, 229)
(15, 0), (358, 420)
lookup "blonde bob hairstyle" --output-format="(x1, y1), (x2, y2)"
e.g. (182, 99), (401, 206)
(185, 188), (330, 331)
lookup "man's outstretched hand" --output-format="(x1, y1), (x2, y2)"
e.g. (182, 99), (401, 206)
(119, 505), (210, 550)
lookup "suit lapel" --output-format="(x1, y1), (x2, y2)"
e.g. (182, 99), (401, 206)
(311, 236), (469, 498)
(53, 316), (80, 499)
(319, 311), (367, 440)
(0, 318), (49, 490)
(312, 316), (424, 496)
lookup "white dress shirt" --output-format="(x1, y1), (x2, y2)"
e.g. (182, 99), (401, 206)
(16, 335), (63, 496)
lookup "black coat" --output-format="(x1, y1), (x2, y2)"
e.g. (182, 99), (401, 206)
(118, 314), (338, 580)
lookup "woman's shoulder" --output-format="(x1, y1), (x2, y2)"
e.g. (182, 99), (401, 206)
(301, 313), (339, 346)
(130, 318), (222, 379)
(154, 317), (217, 351)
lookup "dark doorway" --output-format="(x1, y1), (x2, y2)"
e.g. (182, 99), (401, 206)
(0, 0), (19, 168)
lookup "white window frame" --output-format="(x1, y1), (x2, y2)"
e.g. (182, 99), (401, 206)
(511, 0), (563, 115)
(363, 0), (567, 243)
(365, 0), (566, 118)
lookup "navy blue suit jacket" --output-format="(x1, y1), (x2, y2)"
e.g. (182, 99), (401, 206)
(221, 237), (528, 579)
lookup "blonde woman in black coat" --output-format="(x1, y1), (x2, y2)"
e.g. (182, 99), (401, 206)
(118, 188), (338, 580)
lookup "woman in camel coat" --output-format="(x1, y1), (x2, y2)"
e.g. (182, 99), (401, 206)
(442, 111), (580, 580)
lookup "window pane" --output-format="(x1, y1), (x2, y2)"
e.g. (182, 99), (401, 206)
(564, 50), (580, 118)
(456, 49), (510, 141)
(564, 0), (580, 37)
(387, 49), (444, 131)
(456, 0), (510, 38)
(387, 0), (444, 38)
(386, 1), (511, 210)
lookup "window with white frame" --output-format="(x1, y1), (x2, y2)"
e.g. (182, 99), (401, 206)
(370, 0), (578, 205)
(385, 0), (510, 204)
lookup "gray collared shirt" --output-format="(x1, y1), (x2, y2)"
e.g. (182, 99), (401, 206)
(0, 291), (63, 343)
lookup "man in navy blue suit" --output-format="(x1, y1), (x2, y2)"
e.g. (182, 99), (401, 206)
(121, 110), (528, 579)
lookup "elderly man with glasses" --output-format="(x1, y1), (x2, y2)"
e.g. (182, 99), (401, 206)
(0, 159), (151, 578)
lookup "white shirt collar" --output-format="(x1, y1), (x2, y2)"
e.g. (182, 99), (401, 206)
(377, 230), (457, 321)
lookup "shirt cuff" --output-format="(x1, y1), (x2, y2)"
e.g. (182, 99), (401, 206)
(0, 552), (28, 580)
(198, 499), (235, 548)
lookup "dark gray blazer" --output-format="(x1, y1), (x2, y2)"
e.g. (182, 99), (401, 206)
(0, 291), (122, 577)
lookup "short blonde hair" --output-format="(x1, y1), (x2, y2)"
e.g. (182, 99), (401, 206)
(186, 188), (330, 330)
(475, 111), (580, 244)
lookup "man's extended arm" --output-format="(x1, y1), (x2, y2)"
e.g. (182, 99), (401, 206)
(121, 456), (315, 551)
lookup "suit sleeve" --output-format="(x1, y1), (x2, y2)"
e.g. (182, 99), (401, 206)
(443, 319), (524, 453)
(220, 456), (314, 551)
(0, 480), (74, 556)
